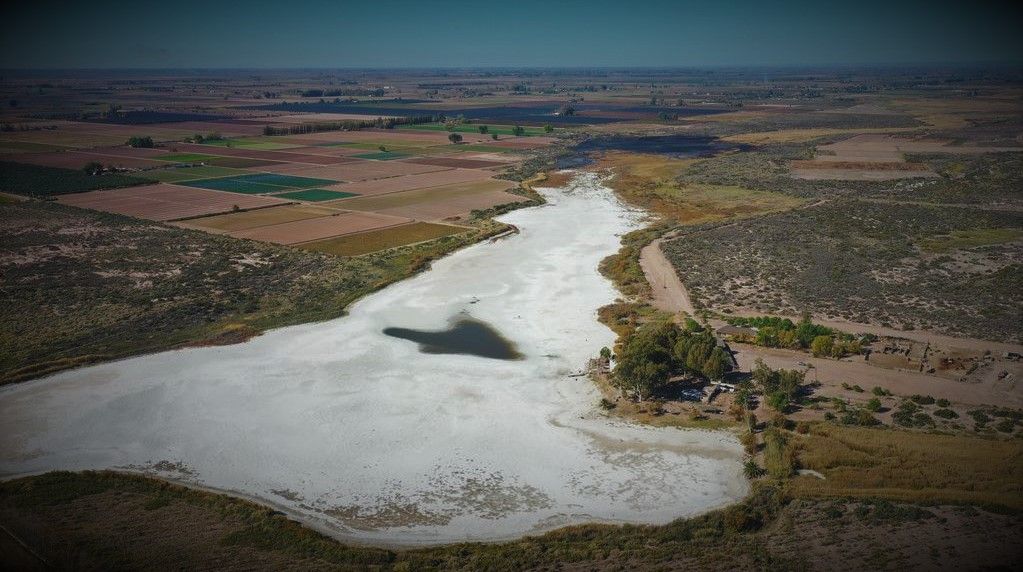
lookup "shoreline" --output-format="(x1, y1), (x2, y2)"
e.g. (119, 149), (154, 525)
(0, 173), (749, 546)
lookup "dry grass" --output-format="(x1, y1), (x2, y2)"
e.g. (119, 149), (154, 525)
(722, 127), (920, 144)
(789, 160), (930, 171)
(595, 151), (803, 224)
(788, 424), (1023, 510)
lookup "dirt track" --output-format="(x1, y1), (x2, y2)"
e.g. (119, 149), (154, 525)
(732, 343), (1022, 408)
(639, 238), (694, 316)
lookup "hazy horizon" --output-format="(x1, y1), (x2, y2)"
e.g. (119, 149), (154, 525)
(4, 0), (1021, 69)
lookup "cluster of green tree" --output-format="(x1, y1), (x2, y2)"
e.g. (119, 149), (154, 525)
(726, 315), (863, 358)
(262, 115), (437, 136)
(125, 136), (154, 148)
(300, 88), (386, 98)
(186, 132), (224, 144)
(750, 358), (805, 413)
(612, 321), (731, 400)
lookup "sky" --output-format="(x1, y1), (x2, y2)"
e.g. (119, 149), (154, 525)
(3, 0), (1021, 69)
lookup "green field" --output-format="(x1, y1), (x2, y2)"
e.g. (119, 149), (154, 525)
(181, 173), (339, 195)
(270, 188), (358, 202)
(403, 122), (551, 136)
(338, 142), (423, 151)
(201, 138), (300, 150)
(0, 141), (70, 153)
(0, 161), (154, 197)
(301, 222), (468, 256)
(351, 151), (410, 160)
(232, 173), (337, 188)
(182, 178), (284, 194)
(155, 153), (225, 163)
(143, 166), (251, 183)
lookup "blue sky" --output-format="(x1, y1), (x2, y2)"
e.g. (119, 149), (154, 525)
(3, 0), (1021, 68)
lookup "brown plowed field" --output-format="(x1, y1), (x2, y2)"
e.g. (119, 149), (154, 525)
(269, 160), (450, 181)
(326, 179), (524, 220)
(83, 146), (174, 158)
(487, 137), (557, 149)
(228, 210), (411, 244)
(176, 204), (342, 233)
(403, 156), (509, 169)
(301, 222), (470, 256)
(0, 151), (167, 170)
(56, 184), (291, 221)
(327, 168), (496, 196)
(166, 143), (354, 165)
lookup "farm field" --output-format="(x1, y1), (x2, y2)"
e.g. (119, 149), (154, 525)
(268, 159), (449, 180)
(228, 210), (411, 244)
(177, 204), (343, 232)
(301, 221), (470, 256)
(180, 173), (340, 194)
(56, 183), (291, 221)
(270, 188), (357, 201)
(2, 63), (1021, 571)
(327, 179), (525, 220)
(144, 165), (251, 182)
(0, 150), (168, 170)
(405, 156), (510, 169)
(328, 167), (495, 196)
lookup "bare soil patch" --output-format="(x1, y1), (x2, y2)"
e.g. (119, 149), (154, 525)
(56, 184), (291, 222)
(176, 204), (342, 233)
(270, 159), (450, 181)
(228, 210), (411, 244)
(327, 168), (496, 197)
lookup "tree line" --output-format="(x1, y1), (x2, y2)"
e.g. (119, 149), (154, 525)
(726, 314), (865, 358)
(262, 115), (438, 136)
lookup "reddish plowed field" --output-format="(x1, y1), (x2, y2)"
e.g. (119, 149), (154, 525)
(403, 157), (509, 169)
(56, 184), (290, 221)
(269, 160), (450, 181)
(328, 179), (523, 220)
(229, 210), (411, 244)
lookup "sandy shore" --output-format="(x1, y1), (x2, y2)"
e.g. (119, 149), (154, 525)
(0, 173), (747, 546)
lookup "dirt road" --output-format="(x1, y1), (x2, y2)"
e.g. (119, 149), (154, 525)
(732, 343), (1022, 408)
(639, 238), (695, 316)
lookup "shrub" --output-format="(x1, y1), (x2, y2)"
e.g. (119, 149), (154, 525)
(598, 398), (616, 411)
(934, 408), (958, 419)
(743, 459), (766, 479)
(866, 397), (882, 412)
(936, 398), (950, 408)
(995, 419), (1016, 433)
(911, 395), (936, 406)
(872, 386), (891, 396)
(126, 135), (154, 148)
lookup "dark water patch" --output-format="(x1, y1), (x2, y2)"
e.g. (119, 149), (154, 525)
(557, 134), (752, 169)
(383, 317), (523, 360)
